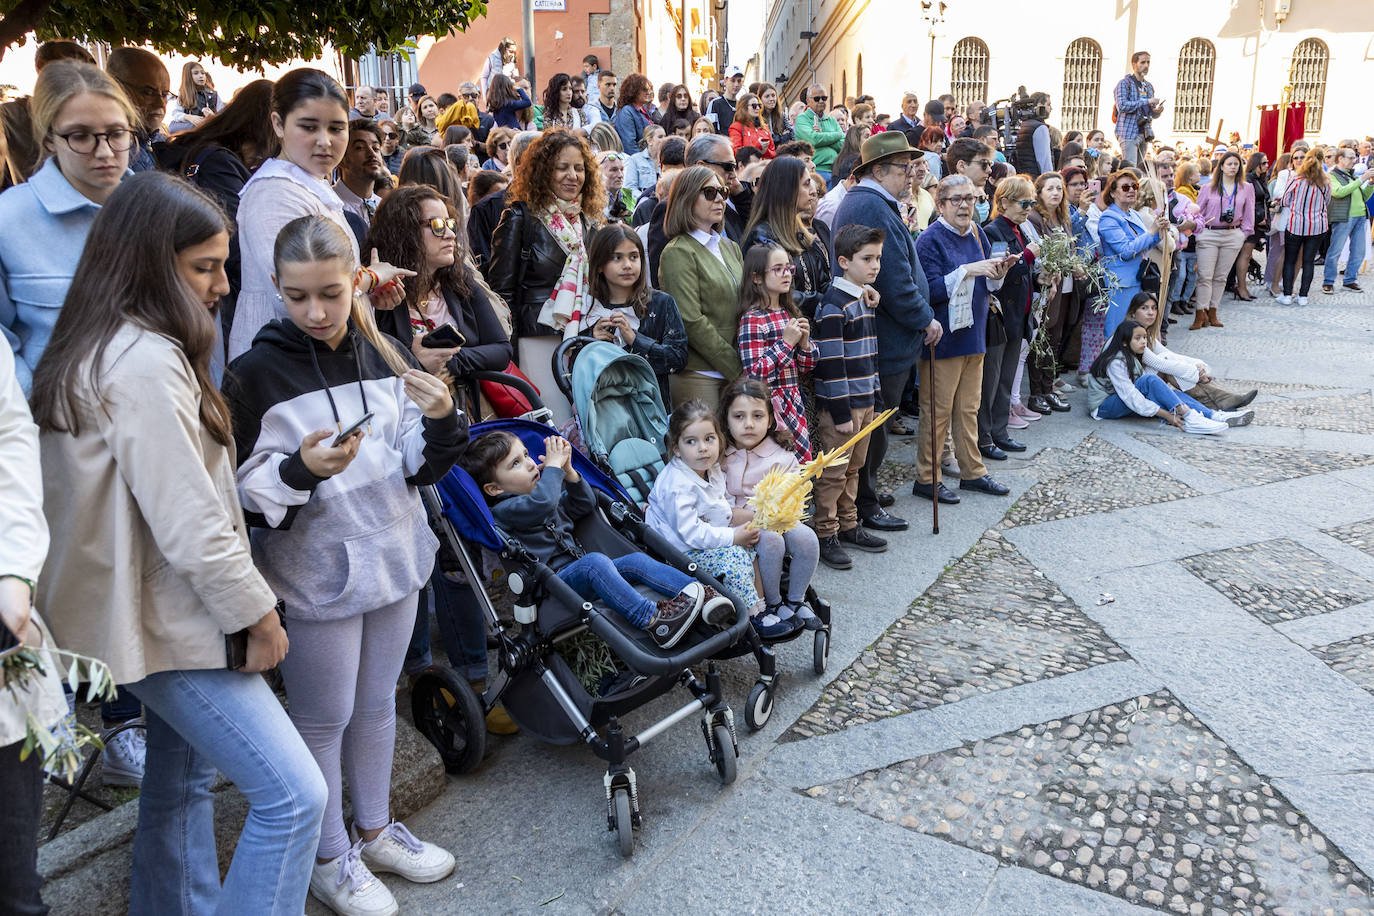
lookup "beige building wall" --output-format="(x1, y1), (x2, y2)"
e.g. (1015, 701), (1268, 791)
(759, 0), (1374, 145)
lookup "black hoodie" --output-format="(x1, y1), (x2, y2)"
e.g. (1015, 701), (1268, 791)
(223, 320), (468, 620)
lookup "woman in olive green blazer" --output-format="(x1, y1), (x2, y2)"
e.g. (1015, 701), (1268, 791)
(657, 166), (744, 409)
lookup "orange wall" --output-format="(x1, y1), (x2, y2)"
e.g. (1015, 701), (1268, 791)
(419, 0), (612, 101)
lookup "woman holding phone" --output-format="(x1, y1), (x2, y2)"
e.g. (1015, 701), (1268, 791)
(31, 172), (328, 915)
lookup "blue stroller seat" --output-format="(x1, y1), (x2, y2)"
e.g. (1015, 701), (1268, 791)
(412, 416), (753, 857)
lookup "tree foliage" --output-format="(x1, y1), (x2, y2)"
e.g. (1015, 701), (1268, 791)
(0, 0), (490, 66)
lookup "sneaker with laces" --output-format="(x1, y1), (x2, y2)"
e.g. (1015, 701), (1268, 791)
(312, 843), (398, 916)
(1212, 409), (1255, 428)
(360, 822), (456, 884)
(1276, 294), (1293, 305)
(647, 586), (704, 648)
(839, 525), (888, 553)
(1182, 411), (1228, 435)
(699, 585), (735, 627)
(818, 534), (853, 570)
(1296, 295), (1309, 306)
(101, 723), (146, 787)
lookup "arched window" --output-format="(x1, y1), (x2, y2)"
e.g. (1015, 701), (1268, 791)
(950, 37), (989, 108)
(1174, 38), (1215, 132)
(1289, 38), (1329, 132)
(1061, 38), (1101, 132)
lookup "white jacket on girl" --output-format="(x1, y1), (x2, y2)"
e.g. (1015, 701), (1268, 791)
(1142, 338), (1209, 389)
(645, 456), (734, 553)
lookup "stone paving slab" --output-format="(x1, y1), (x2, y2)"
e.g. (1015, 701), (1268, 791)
(1179, 538), (1374, 625)
(1273, 600), (1374, 650)
(784, 531), (1127, 741)
(1002, 434), (1199, 528)
(1252, 391), (1374, 435)
(1130, 434), (1374, 488)
(1310, 632), (1374, 697)
(812, 691), (1374, 914)
(1325, 518), (1374, 560)
(1214, 378), (1342, 394)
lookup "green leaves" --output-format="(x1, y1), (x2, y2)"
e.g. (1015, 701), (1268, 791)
(2, 0), (490, 66)
(4, 645), (118, 781)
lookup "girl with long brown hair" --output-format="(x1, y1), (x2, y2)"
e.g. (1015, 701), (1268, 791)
(169, 60), (222, 132)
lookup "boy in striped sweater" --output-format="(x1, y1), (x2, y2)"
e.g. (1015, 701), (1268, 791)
(812, 224), (885, 570)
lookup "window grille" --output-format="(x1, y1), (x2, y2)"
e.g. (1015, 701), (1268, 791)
(1061, 38), (1102, 133)
(1289, 38), (1328, 133)
(350, 47), (420, 112)
(1173, 38), (1215, 132)
(950, 37), (989, 108)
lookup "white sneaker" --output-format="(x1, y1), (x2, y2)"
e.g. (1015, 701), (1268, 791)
(101, 723), (146, 787)
(1296, 295), (1309, 306)
(1182, 412), (1228, 435)
(311, 843), (398, 916)
(1212, 409), (1255, 428)
(1276, 294), (1293, 305)
(360, 822), (456, 884)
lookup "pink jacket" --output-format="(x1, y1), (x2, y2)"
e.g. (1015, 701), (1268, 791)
(722, 438), (799, 508)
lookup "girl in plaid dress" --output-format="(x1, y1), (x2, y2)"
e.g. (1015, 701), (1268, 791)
(737, 244), (818, 460)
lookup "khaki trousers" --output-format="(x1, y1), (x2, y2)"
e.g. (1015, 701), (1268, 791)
(812, 405), (875, 537)
(670, 371), (727, 411)
(915, 354), (987, 486)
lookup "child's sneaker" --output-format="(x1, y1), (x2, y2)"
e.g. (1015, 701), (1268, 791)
(311, 843), (398, 916)
(360, 822), (456, 884)
(700, 585), (735, 627)
(648, 587), (704, 648)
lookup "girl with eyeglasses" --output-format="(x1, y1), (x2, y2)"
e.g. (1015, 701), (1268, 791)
(736, 242), (818, 460)
(0, 61), (134, 395)
(729, 93), (775, 160)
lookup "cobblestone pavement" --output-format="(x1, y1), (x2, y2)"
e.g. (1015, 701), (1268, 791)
(784, 531), (1128, 741)
(1311, 633), (1374, 697)
(1180, 538), (1374, 625)
(1251, 392), (1374, 434)
(1133, 436), (1374, 488)
(1325, 518), (1374, 561)
(815, 691), (1373, 913)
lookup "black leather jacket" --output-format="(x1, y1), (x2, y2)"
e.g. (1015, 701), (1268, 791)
(487, 201), (593, 338)
(982, 216), (1036, 341)
(741, 219), (833, 321)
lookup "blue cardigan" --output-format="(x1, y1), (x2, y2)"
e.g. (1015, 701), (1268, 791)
(0, 158), (119, 393)
(913, 219), (993, 360)
(829, 184), (933, 375)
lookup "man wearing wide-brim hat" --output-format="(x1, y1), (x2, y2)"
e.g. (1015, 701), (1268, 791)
(829, 131), (944, 533)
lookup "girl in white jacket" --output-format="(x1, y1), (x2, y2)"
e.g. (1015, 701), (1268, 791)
(646, 400), (778, 635)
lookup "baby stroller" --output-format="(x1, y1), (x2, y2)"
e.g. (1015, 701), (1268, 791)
(551, 340), (833, 731)
(553, 337), (668, 504)
(410, 413), (754, 857)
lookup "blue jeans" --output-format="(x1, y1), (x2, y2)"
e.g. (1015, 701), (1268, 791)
(127, 668), (327, 916)
(1168, 249), (1198, 304)
(1325, 218), (1368, 286)
(557, 552), (693, 628)
(405, 568), (489, 682)
(1095, 373), (1213, 419)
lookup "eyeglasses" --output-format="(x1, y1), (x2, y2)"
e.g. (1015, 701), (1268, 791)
(941, 194), (976, 205)
(381, 132), (398, 140)
(497, 141), (510, 150)
(973, 159), (994, 169)
(811, 95), (828, 102)
(460, 92), (479, 100)
(748, 103), (762, 109)
(116, 78), (174, 105)
(426, 216), (458, 237)
(700, 186), (727, 201)
(766, 264), (797, 276)
(1014, 198), (1035, 209)
(702, 158), (738, 173)
(51, 128), (135, 155)
(1117, 183), (1139, 192)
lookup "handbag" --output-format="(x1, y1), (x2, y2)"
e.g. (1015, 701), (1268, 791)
(1136, 258), (1161, 286)
(481, 361), (540, 417)
(985, 307), (1008, 347)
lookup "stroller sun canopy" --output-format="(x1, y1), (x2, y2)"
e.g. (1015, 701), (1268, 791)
(570, 341), (668, 463)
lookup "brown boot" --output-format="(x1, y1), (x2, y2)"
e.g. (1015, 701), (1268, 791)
(1207, 308), (1223, 327)
(1189, 309), (1208, 330)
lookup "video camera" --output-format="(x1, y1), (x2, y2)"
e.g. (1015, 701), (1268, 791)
(979, 87), (1048, 164)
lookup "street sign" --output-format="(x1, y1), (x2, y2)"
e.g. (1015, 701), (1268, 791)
(533, 0), (565, 9)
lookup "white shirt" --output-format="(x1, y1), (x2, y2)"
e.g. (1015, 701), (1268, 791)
(645, 457), (735, 552)
(332, 180), (381, 224)
(814, 181), (849, 228)
(689, 227), (726, 265)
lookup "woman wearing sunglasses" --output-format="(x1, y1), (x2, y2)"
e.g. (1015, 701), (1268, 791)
(1091, 169), (1167, 365)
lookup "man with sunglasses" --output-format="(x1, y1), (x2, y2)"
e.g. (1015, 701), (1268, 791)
(106, 47), (170, 173)
(334, 119), (387, 228)
(795, 84), (844, 190)
(644, 134), (752, 283)
(570, 75), (603, 126)
(377, 120), (404, 173)
(458, 82), (495, 143)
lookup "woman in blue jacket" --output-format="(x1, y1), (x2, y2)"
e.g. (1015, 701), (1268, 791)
(1095, 169), (1167, 349)
(613, 74), (657, 154)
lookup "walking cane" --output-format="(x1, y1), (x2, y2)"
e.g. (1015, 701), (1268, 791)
(928, 341), (939, 535)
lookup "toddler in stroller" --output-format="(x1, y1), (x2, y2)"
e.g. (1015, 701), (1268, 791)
(460, 430), (734, 647)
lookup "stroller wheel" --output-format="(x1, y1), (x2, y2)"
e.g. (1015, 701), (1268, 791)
(711, 723), (737, 785)
(410, 668), (487, 774)
(612, 788), (635, 858)
(744, 681), (774, 731)
(813, 629), (830, 676)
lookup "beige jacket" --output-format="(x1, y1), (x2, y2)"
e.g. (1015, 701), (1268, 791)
(39, 325), (277, 685)
(1, 341), (65, 746)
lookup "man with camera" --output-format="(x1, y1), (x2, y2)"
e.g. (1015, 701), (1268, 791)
(1013, 92), (1056, 178)
(1114, 51), (1165, 167)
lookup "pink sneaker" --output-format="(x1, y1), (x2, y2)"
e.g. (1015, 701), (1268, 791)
(1012, 403), (1041, 422)
(1007, 413), (1030, 430)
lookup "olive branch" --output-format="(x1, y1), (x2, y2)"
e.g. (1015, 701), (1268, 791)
(4, 647), (117, 781)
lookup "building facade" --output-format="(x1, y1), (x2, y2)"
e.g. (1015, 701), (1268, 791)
(754, 0), (1374, 145)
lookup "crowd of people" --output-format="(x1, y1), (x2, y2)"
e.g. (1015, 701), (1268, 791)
(1, 34), (1372, 916)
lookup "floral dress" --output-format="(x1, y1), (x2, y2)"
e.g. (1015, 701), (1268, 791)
(738, 307), (819, 461)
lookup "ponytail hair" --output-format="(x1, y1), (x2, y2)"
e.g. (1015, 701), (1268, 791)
(272, 216), (411, 376)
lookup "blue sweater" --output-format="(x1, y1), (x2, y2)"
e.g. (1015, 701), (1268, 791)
(829, 184), (933, 375)
(913, 219), (993, 360)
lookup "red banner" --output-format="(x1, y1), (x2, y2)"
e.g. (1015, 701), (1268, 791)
(1257, 102), (1307, 162)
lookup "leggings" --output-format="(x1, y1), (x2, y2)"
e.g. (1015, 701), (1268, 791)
(755, 526), (820, 605)
(1078, 306), (1107, 374)
(278, 594), (418, 861)
(1282, 231), (1323, 296)
(686, 545), (761, 611)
